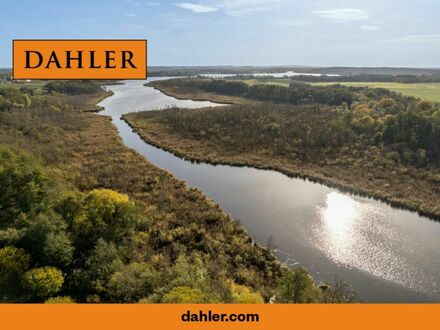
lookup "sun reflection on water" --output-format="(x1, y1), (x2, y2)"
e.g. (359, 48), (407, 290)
(313, 191), (431, 293)
(322, 192), (358, 245)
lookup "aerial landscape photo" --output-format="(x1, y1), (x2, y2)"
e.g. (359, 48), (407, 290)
(1, 0), (440, 304)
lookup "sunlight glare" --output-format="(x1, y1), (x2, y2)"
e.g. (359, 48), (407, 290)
(322, 192), (358, 242)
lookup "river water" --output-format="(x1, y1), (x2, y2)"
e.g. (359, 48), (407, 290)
(99, 79), (440, 302)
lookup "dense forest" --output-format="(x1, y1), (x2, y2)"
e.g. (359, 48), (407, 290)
(132, 78), (440, 219)
(0, 81), (355, 303)
(43, 80), (103, 95)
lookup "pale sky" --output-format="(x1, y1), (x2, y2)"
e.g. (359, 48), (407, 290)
(1, 0), (440, 67)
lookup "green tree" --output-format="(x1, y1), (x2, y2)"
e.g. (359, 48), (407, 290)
(42, 231), (74, 268)
(19, 212), (67, 266)
(0, 246), (30, 298)
(276, 268), (322, 303)
(72, 239), (124, 296)
(0, 147), (50, 227)
(107, 262), (161, 302)
(44, 81), (101, 95)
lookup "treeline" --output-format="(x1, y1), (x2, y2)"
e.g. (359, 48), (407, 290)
(289, 74), (440, 84)
(154, 78), (412, 107)
(304, 67), (440, 76)
(380, 109), (440, 164)
(44, 80), (102, 95)
(0, 84), (356, 303)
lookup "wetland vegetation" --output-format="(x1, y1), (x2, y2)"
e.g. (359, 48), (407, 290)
(0, 80), (355, 303)
(126, 78), (440, 220)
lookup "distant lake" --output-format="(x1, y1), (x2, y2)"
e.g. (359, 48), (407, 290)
(200, 71), (341, 78)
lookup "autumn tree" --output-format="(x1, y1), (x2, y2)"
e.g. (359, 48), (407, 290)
(22, 267), (64, 298)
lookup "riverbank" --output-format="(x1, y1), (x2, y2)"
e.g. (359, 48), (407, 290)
(65, 89), (286, 301)
(2, 84), (307, 302)
(145, 81), (254, 105)
(90, 79), (440, 302)
(124, 83), (440, 221)
(61, 90), (114, 112)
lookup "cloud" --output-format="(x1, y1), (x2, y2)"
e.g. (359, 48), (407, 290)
(125, 13), (136, 17)
(176, 3), (218, 13)
(223, 0), (286, 16)
(278, 19), (310, 27)
(360, 25), (379, 31)
(157, 12), (192, 27)
(124, 0), (141, 4)
(175, 1), (286, 17)
(313, 8), (368, 21)
(401, 34), (440, 42)
(384, 34), (440, 43)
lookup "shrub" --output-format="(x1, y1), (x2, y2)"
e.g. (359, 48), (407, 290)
(44, 296), (75, 304)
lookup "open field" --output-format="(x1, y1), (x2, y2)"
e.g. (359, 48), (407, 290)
(237, 78), (290, 86)
(230, 79), (440, 102)
(312, 82), (440, 102)
(0, 80), (47, 94)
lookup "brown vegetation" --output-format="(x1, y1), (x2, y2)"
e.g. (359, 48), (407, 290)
(127, 80), (440, 220)
(0, 83), (354, 303)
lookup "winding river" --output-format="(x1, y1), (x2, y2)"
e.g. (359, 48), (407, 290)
(99, 79), (440, 303)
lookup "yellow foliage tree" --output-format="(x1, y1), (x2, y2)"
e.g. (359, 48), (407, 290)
(22, 266), (64, 298)
(45, 296), (75, 304)
(161, 286), (205, 303)
(229, 282), (264, 304)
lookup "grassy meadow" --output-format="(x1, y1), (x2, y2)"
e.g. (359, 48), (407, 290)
(238, 78), (290, 87)
(232, 79), (440, 102)
(311, 82), (440, 102)
(0, 81), (47, 94)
